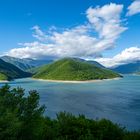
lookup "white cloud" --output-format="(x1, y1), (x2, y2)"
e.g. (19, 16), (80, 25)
(86, 3), (126, 40)
(127, 0), (140, 16)
(95, 47), (140, 67)
(7, 42), (52, 59)
(6, 26), (101, 59)
(5, 3), (126, 60)
(31, 25), (49, 41)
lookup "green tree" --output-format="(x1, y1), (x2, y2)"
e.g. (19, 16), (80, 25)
(0, 84), (45, 140)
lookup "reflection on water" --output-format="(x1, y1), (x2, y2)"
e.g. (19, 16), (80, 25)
(0, 75), (140, 130)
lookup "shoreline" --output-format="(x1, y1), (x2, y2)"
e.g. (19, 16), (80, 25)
(32, 77), (121, 83)
(0, 80), (9, 83)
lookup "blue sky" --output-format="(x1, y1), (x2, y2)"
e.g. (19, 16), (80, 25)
(0, 0), (140, 67)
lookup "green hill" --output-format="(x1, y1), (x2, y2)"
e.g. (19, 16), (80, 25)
(33, 58), (121, 81)
(0, 59), (31, 80)
(0, 73), (8, 80)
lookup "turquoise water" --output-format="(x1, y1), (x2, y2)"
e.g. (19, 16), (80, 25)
(0, 75), (140, 130)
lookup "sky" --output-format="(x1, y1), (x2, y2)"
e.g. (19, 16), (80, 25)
(0, 0), (140, 67)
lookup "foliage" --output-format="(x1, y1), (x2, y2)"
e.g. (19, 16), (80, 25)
(0, 73), (8, 80)
(0, 85), (139, 140)
(0, 84), (45, 140)
(33, 58), (121, 81)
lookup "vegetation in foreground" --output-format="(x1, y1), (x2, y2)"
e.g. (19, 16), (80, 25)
(0, 85), (139, 140)
(33, 58), (121, 81)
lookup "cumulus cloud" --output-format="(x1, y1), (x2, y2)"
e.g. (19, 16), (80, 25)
(4, 3), (126, 59)
(31, 25), (49, 41)
(86, 3), (126, 40)
(8, 42), (55, 59)
(127, 0), (140, 16)
(95, 47), (140, 67)
(6, 25), (101, 58)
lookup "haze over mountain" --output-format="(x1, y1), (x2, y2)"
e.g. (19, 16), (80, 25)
(33, 58), (121, 81)
(111, 61), (140, 74)
(1, 56), (53, 71)
(0, 59), (31, 80)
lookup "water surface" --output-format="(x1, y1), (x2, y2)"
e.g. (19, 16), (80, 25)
(0, 75), (140, 130)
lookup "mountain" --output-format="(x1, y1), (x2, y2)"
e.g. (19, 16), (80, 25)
(136, 72), (140, 75)
(86, 60), (105, 68)
(71, 58), (105, 68)
(23, 58), (53, 67)
(28, 58), (105, 74)
(33, 58), (121, 81)
(1, 56), (53, 71)
(0, 73), (8, 81)
(0, 59), (31, 80)
(1, 56), (33, 71)
(111, 61), (140, 74)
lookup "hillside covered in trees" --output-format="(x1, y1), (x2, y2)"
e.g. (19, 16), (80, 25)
(33, 58), (121, 81)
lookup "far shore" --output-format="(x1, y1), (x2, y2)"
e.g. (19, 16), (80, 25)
(32, 77), (121, 83)
(0, 80), (9, 83)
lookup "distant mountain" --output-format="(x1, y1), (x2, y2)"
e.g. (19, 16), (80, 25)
(0, 59), (31, 80)
(33, 58), (121, 81)
(1, 56), (53, 71)
(136, 72), (140, 75)
(72, 58), (105, 68)
(23, 58), (53, 67)
(1, 56), (33, 71)
(111, 61), (140, 74)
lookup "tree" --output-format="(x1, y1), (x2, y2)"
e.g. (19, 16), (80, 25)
(0, 84), (45, 140)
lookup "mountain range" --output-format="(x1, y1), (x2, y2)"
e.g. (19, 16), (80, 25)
(111, 61), (140, 74)
(1, 55), (140, 81)
(1, 56), (53, 71)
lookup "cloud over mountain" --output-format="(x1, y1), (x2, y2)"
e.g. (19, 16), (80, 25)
(5, 3), (126, 60)
(4, 2), (140, 67)
(95, 47), (140, 67)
